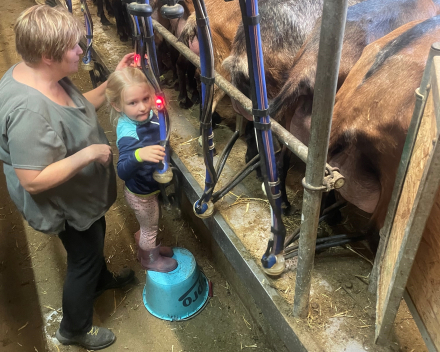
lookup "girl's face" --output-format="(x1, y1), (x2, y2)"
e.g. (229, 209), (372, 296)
(120, 83), (154, 122)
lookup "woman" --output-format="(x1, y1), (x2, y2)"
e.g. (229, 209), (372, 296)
(0, 5), (135, 350)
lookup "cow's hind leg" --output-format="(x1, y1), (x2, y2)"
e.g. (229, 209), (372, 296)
(112, 0), (129, 42)
(104, 0), (114, 16)
(97, 0), (111, 25)
(177, 54), (193, 109)
(277, 146), (292, 215)
(186, 62), (200, 105)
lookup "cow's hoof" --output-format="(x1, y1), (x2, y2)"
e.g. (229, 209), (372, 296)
(190, 91), (200, 105)
(282, 202), (292, 216)
(119, 34), (129, 42)
(212, 111), (222, 128)
(100, 16), (112, 26)
(179, 97), (193, 109)
(162, 82), (175, 89)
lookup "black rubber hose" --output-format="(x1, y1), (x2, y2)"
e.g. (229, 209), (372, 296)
(215, 130), (240, 177)
(284, 199), (347, 247)
(212, 155), (260, 203)
(284, 234), (367, 259)
(193, 0), (217, 210)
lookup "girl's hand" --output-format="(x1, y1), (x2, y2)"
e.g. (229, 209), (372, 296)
(115, 53), (136, 71)
(85, 144), (113, 167)
(137, 145), (166, 163)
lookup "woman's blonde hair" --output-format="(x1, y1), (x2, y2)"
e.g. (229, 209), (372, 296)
(15, 5), (83, 64)
(105, 67), (154, 125)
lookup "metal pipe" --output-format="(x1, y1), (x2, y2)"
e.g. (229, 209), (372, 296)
(152, 19), (341, 174)
(293, 0), (348, 318)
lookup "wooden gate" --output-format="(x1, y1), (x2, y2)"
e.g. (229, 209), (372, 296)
(375, 47), (440, 351)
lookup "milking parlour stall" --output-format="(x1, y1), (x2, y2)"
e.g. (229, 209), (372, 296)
(9, 0), (440, 350)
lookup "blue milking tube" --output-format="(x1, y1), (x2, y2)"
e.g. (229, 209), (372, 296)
(191, 0), (216, 218)
(136, 6), (171, 180)
(158, 0), (285, 266)
(159, 0), (215, 216)
(65, 0), (72, 13)
(128, 4), (175, 210)
(238, 0), (286, 275)
(80, 0), (93, 70)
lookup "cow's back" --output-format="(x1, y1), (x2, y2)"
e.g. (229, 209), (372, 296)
(270, 0), (440, 145)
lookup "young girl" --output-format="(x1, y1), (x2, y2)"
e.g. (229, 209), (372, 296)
(106, 67), (177, 273)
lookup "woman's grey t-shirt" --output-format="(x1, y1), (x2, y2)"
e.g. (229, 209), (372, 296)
(0, 65), (117, 234)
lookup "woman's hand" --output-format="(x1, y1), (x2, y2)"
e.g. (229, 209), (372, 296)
(115, 53), (136, 71)
(84, 53), (135, 109)
(137, 145), (166, 163)
(85, 144), (113, 167)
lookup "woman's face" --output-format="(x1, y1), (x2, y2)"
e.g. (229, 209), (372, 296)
(58, 43), (83, 75)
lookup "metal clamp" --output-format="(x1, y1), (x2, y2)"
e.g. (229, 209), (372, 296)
(271, 191), (282, 199)
(324, 165), (345, 190)
(268, 179), (280, 187)
(302, 165), (345, 192)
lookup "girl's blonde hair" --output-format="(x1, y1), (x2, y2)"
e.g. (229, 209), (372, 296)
(15, 5), (83, 64)
(105, 67), (154, 125)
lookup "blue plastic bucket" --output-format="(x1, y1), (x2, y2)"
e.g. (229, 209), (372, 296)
(142, 247), (209, 321)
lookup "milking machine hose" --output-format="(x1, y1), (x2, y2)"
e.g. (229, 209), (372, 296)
(65, 0), (72, 13)
(237, 0), (286, 271)
(284, 199), (348, 247)
(283, 234), (367, 259)
(214, 130), (240, 176)
(126, 4), (178, 211)
(212, 154), (260, 203)
(80, 0), (93, 66)
(192, 0), (218, 213)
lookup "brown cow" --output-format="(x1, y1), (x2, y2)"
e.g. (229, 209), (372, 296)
(328, 15), (440, 242)
(150, 0), (200, 108)
(222, 0), (362, 213)
(179, 0), (242, 116)
(271, 0), (440, 145)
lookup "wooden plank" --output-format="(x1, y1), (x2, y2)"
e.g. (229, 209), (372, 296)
(404, 290), (438, 352)
(406, 188), (440, 350)
(376, 56), (440, 344)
